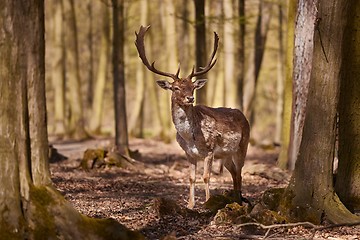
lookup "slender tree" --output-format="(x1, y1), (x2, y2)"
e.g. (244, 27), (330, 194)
(50, 0), (66, 136)
(128, 0), (148, 137)
(243, 0), (273, 120)
(223, 0), (237, 108)
(194, 0), (208, 105)
(63, 0), (87, 139)
(280, 0), (360, 224)
(112, 0), (129, 154)
(90, 3), (110, 133)
(237, 0), (245, 110)
(0, 1), (142, 238)
(277, 0), (296, 169)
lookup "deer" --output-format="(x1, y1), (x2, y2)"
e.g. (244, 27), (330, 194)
(135, 25), (250, 209)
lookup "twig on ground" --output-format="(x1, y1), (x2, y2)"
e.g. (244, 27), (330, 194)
(234, 221), (360, 239)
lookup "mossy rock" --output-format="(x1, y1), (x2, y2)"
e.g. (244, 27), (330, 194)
(80, 148), (107, 170)
(249, 203), (287, 225)
(212, 202), (251, 224)
(262, 188), (285, 211)
(204, 190), (244, 213)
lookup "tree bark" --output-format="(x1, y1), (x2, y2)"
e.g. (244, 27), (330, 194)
(237, 0), (245, 111)
(0, 1), (143, 238)
(223, 0), (237, 108)
(129, 0), (148, 137)
(280, 0), (360, 224)
(335, 0), (360, 212)
(50, 0), (66, 136)
(277, 0), (296, 169)
(112, 0), (129, 155)
(63, 0), (87, 139)
(287, 0), (317, 170)
(243, 0), (273, 120)
(90, 4), (110, 134)
(275, 3), (285, 144)
(194, 0), (207, 105)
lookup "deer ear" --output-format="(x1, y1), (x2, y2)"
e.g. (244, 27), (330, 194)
(193, 79), (207, 89)
(156, 80), (172, 90)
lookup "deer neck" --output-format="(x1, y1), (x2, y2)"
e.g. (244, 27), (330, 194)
(171, 99), (197, 140)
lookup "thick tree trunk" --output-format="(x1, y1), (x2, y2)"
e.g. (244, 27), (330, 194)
(280, 0), (360, 224)
(287, 0), (317, 170)
(112, 0), (129, 155)
(335, 1), (360, 212)
(0, 1), (143, 238)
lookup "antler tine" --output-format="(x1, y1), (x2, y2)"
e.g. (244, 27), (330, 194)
(175, 63), (181, 78)
(188, 32), (219, 79)
(135, 25), (177, 80)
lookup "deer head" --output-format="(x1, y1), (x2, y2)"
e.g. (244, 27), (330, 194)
(135, 25), (219, 106)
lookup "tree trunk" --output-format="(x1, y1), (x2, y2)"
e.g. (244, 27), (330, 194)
(277, 0), (296, 169)
(275, 3), (284, 144)
(50, 0), (66, 136)
(237, 0), (245, 111)
(280, 0), (360, 224)
(243, 0), (273, 120)
(90, 4), (110, 134)
(335, 1), (360, 212)
(194, 0), (207, 105)
(112, 0), (129, 155)
(287, 0), (317, 170)
(128, 0), (147, 137)
(210, 0), (225, 107)
(63, 0), (87, 139)
(86, 0), (94, 109)
(0, 1), (143, 238)
(223, 0), (237, 108)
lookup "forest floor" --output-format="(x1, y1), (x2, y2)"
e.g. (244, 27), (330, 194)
(49, 137), (359, 240)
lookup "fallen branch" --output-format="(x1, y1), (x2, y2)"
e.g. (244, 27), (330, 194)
(234, 221), (360, 239)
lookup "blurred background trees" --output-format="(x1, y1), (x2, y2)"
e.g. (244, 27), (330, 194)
(45, 0), (285, 144)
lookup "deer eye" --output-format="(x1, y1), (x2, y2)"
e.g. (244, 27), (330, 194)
(173, 86), (181, 91)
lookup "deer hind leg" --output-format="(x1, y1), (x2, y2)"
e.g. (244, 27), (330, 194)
(223, 158), (239, 191)
(188, 159), (197, 209)
(203, 153), (214, 202)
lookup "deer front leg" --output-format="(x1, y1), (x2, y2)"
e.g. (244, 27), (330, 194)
(188, 161), (197, 209)
(203, 153), (214, 201)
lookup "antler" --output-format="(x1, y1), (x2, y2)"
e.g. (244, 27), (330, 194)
(135, 25), (180, 80)
(187, 32), (219, 79)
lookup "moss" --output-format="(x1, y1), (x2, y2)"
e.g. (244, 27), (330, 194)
(249, 203), (287, 225)
(0, 221), (24, 240)
(80, 148), (107, 170)
(28, 186), (57, 239)
(204, 190), (243, 214)
(213, 202), (250, 224)
(262, 188), (285, 211)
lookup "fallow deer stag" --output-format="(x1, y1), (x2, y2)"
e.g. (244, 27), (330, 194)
(135, 25), (250, 209)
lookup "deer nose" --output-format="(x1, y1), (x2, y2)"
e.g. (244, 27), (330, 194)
(186, 96), (194, 103)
